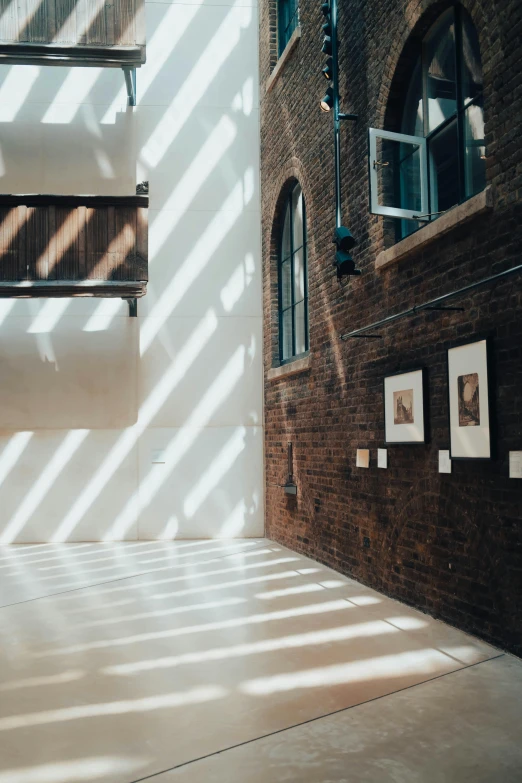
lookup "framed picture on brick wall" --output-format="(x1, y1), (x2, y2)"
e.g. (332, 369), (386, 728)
(447, 339), (492, 460)
(384, 368), (427, 445)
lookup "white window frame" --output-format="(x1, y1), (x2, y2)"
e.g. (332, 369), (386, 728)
(369, 128), (429, 221)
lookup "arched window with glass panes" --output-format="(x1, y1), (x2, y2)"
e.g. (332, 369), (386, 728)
(278, 183), (308, 363)
(369, 5), (486, 239)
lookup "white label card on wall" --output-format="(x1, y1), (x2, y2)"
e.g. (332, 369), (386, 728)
(377, 449), (388, 469)
(439, 450), (452, 474)
(356, 449), (370, 469)
(509, 452), (522, 479)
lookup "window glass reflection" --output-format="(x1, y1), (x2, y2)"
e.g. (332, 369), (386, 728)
(294, 301), (306, 356)
(293, 248), (305, 304)
(426, 10), (457, 133)
(401, 60), (423, 136)
(292, 185), (304, 251)
(281, 309), (293, 360)
(281, 259), (292, 310)
(461, 12), (483, 104)
(464, 101), (486, 198)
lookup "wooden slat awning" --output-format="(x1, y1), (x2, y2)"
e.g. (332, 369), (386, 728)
(0, 0), (145, 68)
(0, 194), (148, 298)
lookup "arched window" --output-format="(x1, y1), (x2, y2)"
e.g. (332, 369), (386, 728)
(278, 183), (308, 363)
(278, 0), (299, 56)
(369, 6), (486, 237)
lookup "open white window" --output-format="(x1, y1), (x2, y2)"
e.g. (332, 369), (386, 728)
(368, 7), (486, 237)
(369, 128), (428, 221)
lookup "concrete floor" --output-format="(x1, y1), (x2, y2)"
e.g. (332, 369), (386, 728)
(0, 539), (520, 783)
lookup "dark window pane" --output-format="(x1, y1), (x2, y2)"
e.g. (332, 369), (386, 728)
(400, 217), (424, 239)
(281, 308), (293, 360)
(399, 143), (423, 238)
(429, 119), (459, 212)
(401, 59), (423, 136)
(280, 258), (292, 309)
(426, 10), (457, 132)
(399, 50), (423, 239)
(281, 203), (291, 262)
(294, 300), (307, 355)
(464, 101), (486, 198)
(461, 11), (483, 105)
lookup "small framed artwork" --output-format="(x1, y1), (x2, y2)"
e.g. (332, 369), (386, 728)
(356, 449), (370, 468)
(447, 338), (492, 460)
(384, 368), (427, 445)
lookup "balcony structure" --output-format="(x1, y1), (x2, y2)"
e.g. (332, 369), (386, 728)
(0, 0), (145, 102)
(0, 194), (148, 299)
(0, 0), (145, 65)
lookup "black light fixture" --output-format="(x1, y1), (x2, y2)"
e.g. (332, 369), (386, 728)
(321, 0), (332, 57)
(322, 56), (333, 80)
(320, 0), (359, 280)
(321, 35), (332, 55)
(333, 226), (360, 278)
(320, 87), (334, 112)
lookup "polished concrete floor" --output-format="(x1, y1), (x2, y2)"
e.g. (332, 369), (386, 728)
(0, 539), (520, 783)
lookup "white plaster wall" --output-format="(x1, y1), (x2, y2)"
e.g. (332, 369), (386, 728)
(0, 0), (263, 542)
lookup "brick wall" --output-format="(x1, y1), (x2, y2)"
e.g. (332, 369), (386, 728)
(260, 0), (522, 655)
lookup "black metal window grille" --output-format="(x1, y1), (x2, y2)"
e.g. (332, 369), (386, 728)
(278, 184), (309, 364)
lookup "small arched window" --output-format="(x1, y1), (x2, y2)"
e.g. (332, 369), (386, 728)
(278, 0), (299, 56)
(369, 6), (486, 237)
(278, 183), (308, 363)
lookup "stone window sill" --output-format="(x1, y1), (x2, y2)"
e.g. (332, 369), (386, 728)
(376, 186), (494, 272)
(265, 26), (301, 95)
(267, 353), (311, 381)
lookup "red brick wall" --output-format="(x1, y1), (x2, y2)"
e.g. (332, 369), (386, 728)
(260, 0), (522, 655)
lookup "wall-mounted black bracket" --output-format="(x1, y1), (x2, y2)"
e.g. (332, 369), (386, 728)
(339, 113), (358, 121)
(124, 297), (138, 317)
(423, 305), (465, 312)
(123, 67), (136, 106)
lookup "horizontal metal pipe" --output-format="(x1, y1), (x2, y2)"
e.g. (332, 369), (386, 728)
(340, 264), (522, 340)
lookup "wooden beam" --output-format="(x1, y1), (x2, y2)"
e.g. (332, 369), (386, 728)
(0, 195), (148, 208)
(0, 280), (147, 297)
(0, 43), (145, 67)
